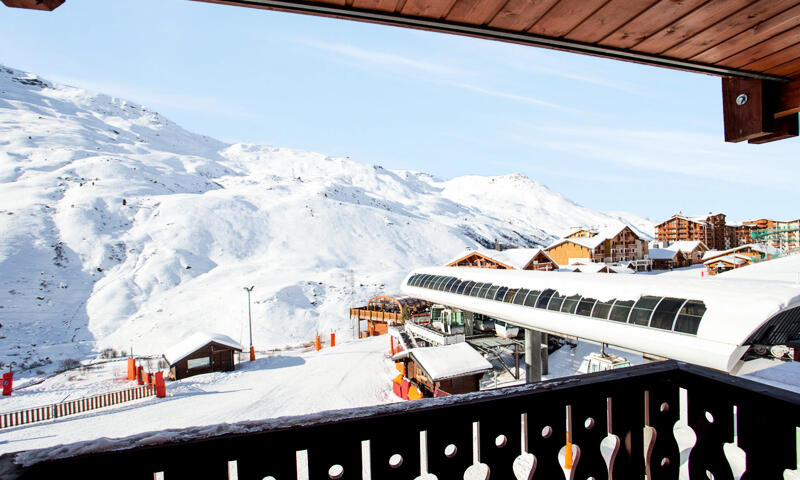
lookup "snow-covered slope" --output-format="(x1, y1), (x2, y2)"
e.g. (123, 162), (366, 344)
(0, 65), (653, 375)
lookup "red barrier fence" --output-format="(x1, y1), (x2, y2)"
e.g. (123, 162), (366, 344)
(0, 384), (156, 429)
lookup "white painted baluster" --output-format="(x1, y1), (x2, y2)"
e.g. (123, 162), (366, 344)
(296, 449), (309, 480)
(361, 440), (371, 480)
(513, 412), (536, 480)
(674, 388), (697, 480)
(782, 426), (800, 479)
(723, 405), (746, 480)
(600, 397), (620, 478)
(415, 430), (438, 479)
(643, 390), (657, 478)
(464, 421), (490, 480)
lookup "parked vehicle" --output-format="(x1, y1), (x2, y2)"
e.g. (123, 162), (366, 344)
(578, 352), (631, 374)
(494, 320), (519, 338)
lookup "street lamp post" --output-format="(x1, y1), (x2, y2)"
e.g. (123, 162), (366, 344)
(244, 286), (255, 361)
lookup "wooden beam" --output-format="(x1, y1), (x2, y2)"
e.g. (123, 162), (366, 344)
(748, 114), (799, 144)
(776, 80), (800, 118)
(722, 77), (774, 143)
(1, 0), (64, 10)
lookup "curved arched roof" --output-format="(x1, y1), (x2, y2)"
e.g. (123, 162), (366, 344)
(401, 266), (800, 374)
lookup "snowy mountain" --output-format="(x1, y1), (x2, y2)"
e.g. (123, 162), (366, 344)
(0, 65), (652, 375)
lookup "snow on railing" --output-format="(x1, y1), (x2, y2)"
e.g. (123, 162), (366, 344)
(0, 384), (156, 430)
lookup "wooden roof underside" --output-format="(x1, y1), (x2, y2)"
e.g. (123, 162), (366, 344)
(8, 0), (800, 140)
(195, 0), (800, 85)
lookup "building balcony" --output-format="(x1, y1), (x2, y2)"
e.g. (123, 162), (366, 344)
(3, 361), (798, 479)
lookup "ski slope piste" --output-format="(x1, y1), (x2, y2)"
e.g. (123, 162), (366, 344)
(401, 267), (800, 375)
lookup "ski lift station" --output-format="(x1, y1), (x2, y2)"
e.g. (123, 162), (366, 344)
(402, 266), (800, 376)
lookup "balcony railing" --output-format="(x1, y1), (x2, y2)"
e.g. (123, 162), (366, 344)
(2, 361), (798, 479)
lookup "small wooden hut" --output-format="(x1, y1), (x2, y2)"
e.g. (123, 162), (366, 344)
(163, 332), (243, 380)
(394, 343), (492, 396)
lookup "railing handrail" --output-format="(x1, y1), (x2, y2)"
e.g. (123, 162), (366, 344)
(3, 361), (799, 479)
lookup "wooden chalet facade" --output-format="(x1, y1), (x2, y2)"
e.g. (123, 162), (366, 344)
(649, 248), (689, 270)
(447, 251), (513, 269)
(546, 226), (649, 267)
(395, 343), (492, 397)
(744, 218), (800, 250)
(657, 240), (709, 265)
(656, 214), (798, 251)
(163, 332), (242, 381)
(703, 244), (771, 264)
(704, 254), (753, 275)
(655, 213), (729, 250)
(446, 248), (557, 272)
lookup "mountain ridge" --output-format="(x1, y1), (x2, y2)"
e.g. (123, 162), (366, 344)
(0, 64), (653, 377)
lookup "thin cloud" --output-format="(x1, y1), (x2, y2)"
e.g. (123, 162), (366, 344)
(297, 39), (463, 76)
(297, 39), (580, 113)
(511, 123), (799, 191)
(462, 41), (654, 96)
(449, 82), (580, 113)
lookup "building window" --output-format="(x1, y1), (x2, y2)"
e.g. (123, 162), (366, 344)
(187, 357), (211, 369)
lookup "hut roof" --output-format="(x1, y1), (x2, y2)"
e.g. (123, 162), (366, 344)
(406, 343), (492, 382)
(649, 248), (682, 261)
(664, 241), (709, 254)
(164, 332), (243, 365)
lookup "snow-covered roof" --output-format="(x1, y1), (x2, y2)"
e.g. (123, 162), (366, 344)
(163, 332), (243, 365)
(649, 248), (681, 261)
(704, 254), (752, 266)
(547, 237), (603, 252)
(566, 263), (634, 274)
(664, 241), (708, 253)
(656, 213), (720, 227)
(715, 252), (800, 282)
(547, 224), (641, 252)
(407, 343), (492, 381)
(447, 248), (551, 270)
(702, 244), (772, 261)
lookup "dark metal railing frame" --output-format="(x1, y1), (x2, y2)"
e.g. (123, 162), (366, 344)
(2, 360), (798, 479)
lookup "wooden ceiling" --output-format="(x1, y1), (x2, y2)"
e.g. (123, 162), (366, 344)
(6, 0), (800, 142)
(197, 0), (800, 83)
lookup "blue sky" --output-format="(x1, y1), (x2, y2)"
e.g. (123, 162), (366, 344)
(2, 0), (798, 222)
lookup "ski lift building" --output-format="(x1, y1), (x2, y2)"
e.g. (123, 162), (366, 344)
(351, 295), (430, 338)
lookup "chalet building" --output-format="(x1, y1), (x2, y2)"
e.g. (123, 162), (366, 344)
(566, 229), (596, 239)
(660, 240), (709, 265)
(446, 248), (557, 272)
(702, 244), (773, 264)
(727, 223), (758, 247)
(656, 213), (798, 251)
(163, 332), (242, 380)
(744, 218), (800, 250)
(655, 213), (729, 250)
(563, 262), (634, 274)
(545, 225), (649, 267)
(393, 343), (492, 397)
(703, 254), (753, 275)
(649, 248), (689, 270)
